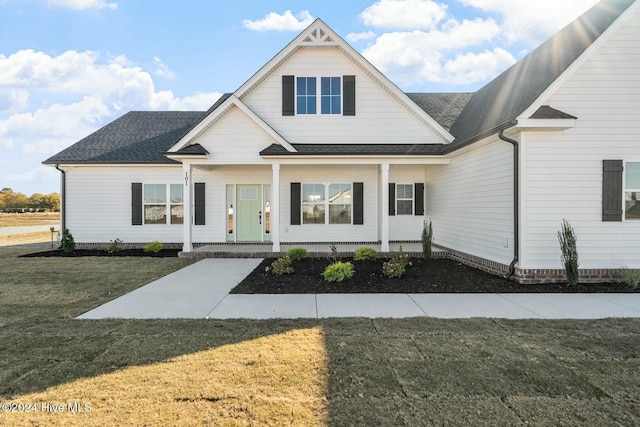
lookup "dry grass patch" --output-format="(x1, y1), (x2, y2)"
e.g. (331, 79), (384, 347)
(0, 212), (59, 227)
(2, 327), (328, 427)
(0, 231), (51, 246)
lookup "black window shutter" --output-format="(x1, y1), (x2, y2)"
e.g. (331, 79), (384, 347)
(353, 182), (364, 224)
(343, 75), (356, 116)
(414, 183), (425, 216)
(131, 183), (142, 225)
(290, 182), (301, 225)
(388, 182), (396, 216)
(282, 75), (295, 116)
(602, 160), (623, 221)
(194, 183), (206, 225)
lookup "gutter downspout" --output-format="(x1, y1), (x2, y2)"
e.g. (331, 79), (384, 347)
(54, 165), (65, 236)
(498, 130), (519, 279)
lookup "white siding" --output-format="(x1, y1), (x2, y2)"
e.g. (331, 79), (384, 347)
(521, 7), (640, 269)
(279, 165), (379, 242)
(243, 48), (443, 145)
(197, 106), (275, 163)
(389, 165), (428, 241)
(426, 138), (515, 265)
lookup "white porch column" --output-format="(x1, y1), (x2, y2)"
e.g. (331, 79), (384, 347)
(271, 163), (281, 252)
(380, 163), (390, 252)
(182, 163), (193, 252)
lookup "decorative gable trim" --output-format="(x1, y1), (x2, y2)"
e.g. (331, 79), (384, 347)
(167, 95), (296, 155)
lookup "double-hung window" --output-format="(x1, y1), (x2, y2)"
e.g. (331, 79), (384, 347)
(321, 77), (341, 114)
(396, 184), (413, 215)
(302, 183), (325, 224)
(302, 183), (352, 224)
(143, 184), (183, 225)
(625, 162), (640, 219)
(328, 183), (351, 223)
(297, 77), (316, 114)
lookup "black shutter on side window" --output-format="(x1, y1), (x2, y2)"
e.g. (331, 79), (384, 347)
(194, 183), (206, 225)
(602, 160), (623, 221)
(282, 75), (295, 116)
(388, 183), (396, 216)
(343, 75), (356, 116)
(414, 183), (425, 216)
(290, 182), (301, 225)
(131, 183), (142, 225)
(353, 182), (364, 225)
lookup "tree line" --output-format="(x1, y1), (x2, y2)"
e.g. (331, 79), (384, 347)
(0, 188), (60, 212)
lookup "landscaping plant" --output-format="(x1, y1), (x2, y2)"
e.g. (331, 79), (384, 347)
(61, 228), (75, 254)
(144, 241), (164, 254)
(270, 256), (293, 275)
(322, 261), (355, 282)
(615, 268), (640, 289)
(107, 238), (124, 254)
(558, 219), (579, 286)
(382, 246), (412, 278)
(328, 244), (339, 264)
(421, 219), (433, 259)
(286, 247), (308, 262)
(354, 246), (379, 262)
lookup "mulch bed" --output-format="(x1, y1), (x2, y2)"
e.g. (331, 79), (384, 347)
(231, 257), (637, 294)
(20, 249), (180, 258)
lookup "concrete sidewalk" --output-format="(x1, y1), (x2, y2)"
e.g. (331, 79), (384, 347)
(77, 259), (640, 320)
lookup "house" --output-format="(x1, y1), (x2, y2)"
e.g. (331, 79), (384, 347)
(45, 0), (640, 283)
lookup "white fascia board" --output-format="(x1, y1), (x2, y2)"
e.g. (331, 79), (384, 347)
(519, 1), (639, 119)
(263, 156), (451, 165)
(235, 18), (454, 144)
(166, 95), (295, 154)
(515, 118), (576, 130)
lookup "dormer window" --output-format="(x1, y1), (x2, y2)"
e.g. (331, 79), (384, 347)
(283, 75), (355, 116)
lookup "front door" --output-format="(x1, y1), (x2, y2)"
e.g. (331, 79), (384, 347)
(236, 185), (262, 241)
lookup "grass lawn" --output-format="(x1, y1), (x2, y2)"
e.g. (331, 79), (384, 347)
(0, 212), (59, 227)
(0, 246), (639, 426)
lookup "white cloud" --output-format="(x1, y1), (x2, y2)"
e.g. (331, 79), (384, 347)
(153, 57), (176, 80)
(457, 0), (599, 44)
(362, 18), (503, 85)
(242, 10), (314, 32)
(361, 0), (447, 30)
(443, 47), (515, 84)
(48, 0), (117, 10)
(346, 31), (377, 43)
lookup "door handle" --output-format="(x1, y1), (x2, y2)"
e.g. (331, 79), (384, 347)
(259, 211), (262, 224)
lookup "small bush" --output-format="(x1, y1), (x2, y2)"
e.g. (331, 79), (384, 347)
(61, 228), (75, 254)
(558, 219), (579, 286)
(144, 241), (164, 254)
(615, 269), (640, 289)
(328, 244), (340, 264)
(286, 247), (308, 262)
(323, 261), (354, 282)
(421, 219), (433, 259)
(270, 256), (293, 276)
(107, 238), (124, 254)
(382, 246), (412, 278)
(354, 247), (379, 262)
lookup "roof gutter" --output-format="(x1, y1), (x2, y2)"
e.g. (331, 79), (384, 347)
(498, 130), (519, 279)
(54, 165), (66, 237)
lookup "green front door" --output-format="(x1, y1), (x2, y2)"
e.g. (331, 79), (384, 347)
(236, 185), (262, 241)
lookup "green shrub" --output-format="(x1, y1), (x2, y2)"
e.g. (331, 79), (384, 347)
(382, 246), (412, 278)
(286, 247), (308, 262)
(354, 246), (379, 262)
(61, 228), (75, 254)
(557, 219), (579, 286)
(421, 219), (433, 259)
(270, 256), (293, 276)
(144, 241), (164, 254)
(106, 238), (124, 254)
(615, 269), (640, 289)
(323, 261), (354, 282)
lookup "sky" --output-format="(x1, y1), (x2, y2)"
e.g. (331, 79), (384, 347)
(0, 0), (600, 195)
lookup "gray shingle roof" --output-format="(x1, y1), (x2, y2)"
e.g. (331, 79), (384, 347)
(169, 143), (209, 155)
(447, 0), (633, 149)
(530, 105), (577, 119)
(261, 143), (445, 156)
(406, 93), (473, 131)
(44, 111), (205, 164)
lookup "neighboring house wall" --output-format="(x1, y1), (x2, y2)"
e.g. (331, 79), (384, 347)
(426, 137), (515, 266)
(521, 6), (640, 269)
(243, 48), (442, 145)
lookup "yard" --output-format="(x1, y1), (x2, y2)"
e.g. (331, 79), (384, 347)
(0, 244), (639, 426)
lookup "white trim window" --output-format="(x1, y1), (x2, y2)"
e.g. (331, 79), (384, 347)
(625, 162), (640, 219)
(396, 184), (413, 215)
(143, 184), (183, 225)
(302, 183), (352, 224)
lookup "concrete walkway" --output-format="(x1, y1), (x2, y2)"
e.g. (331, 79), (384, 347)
(77, 259), (640, 320)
